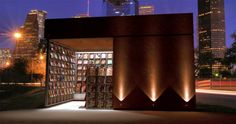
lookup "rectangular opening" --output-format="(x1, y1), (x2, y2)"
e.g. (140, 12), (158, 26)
(46, 38), (113, 109)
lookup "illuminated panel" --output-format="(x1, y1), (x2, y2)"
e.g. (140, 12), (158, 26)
(139, 39), (166, 102)
(172, 36), (195, 102)
(113, 39), (135, 101)
(147, 40), (160, 102)
(117, 70), (126, 101)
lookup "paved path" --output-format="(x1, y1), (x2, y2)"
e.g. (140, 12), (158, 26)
(0, 89), (236, 124)
(0, 108), (236, 124)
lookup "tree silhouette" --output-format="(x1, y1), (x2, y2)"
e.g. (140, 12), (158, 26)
(198, 51), (214, 78)
(1, 58), (30, 83)
(221, 32), (236, 77)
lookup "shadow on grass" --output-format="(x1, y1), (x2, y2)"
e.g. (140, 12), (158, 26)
(0, 85), (45, 111)
(196, 103), (236, 114)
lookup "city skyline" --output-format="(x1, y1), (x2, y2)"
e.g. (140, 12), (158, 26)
(13, 10), (47, 59)
(0, 0), (236, 50)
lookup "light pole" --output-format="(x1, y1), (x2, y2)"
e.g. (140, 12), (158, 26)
(13, 31), (22, 85)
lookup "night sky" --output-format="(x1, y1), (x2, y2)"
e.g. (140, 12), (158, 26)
(0, 0), (235, 50)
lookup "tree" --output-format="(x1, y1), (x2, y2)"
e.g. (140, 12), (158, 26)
(38, 39), (47, 54)
(0, 58), (31, 83)
(223, 32), (236, 77)
(32, 74), (44, 83)
(198, 51), (214, 78)
(198, 67), (212, 78)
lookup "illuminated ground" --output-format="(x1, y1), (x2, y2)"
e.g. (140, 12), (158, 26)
(0, 107), (235, 124)
(0, 90), (236, 124)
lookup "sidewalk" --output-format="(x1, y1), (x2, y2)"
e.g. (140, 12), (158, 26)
(0, 107), (236, 124)
(1, 89), (236, 124)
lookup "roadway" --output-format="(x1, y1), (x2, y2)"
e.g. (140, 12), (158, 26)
(197, 89), (236, 109)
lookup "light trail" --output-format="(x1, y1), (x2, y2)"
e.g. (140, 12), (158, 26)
(196, 89), (236, 96)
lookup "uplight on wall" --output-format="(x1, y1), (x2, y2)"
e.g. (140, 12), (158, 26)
(183, 86), (191, 102)
(118, 84), (125, 101)
(150, 87), (157, 102)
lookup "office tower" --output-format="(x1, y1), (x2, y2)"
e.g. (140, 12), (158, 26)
(74, 0), (90, 18)
(139, 5), (155, 15)
(14, 10), (47, 59)
(103, 0), (139, 16)
(198, 0), (226, 75)
(198, 0), (226, 59)
(0, 48), (11, 68)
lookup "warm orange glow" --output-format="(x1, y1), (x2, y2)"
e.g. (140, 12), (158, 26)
(179, 64), (193, 102)
(40, 55), (44, 60)
(144, 43), (163, 102)
(114, 43), (135, 102)
(182, 71), (191, 102)
(13, 32), (22, 39)
(176, 43), (195, 102)
(150, 73), (159, 102)
(117, 76), (125, 101)
(150, 87), (157, 102)
(119, 86), (125, 101)
(183, 86), (191, 102)
(6, 61), (10, 66)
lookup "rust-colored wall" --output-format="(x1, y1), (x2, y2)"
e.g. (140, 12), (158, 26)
(113, 36), (195, 110)
(45, 14), (193, 39)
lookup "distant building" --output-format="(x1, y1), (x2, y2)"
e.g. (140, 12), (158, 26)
(198, 0), (226, 75)
(0, 48), (11, 68)
(103, 0), (139, 16)
(74, 13), (90, 18)
(198, 0), (226, 59)
(14, 10), (47, 59)
(74, 0), (90, 18)
(139, 5), (154, 15)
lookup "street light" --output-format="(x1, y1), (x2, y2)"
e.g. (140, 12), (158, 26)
(13, 32), (22, 39)
(13, 32), (22, 58)
(6, 61), (10, 66)
(39, 54), (44, 60)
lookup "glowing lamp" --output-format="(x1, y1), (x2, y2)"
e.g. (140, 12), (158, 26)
(6, 61), (10, 66)
(40, 55), (44, 60)
(14, 32), (22, 39)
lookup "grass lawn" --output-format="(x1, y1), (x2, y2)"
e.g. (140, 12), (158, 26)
(0, 85), (45, 111)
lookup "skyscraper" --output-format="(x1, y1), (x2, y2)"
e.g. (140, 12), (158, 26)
(198, 0), (226, 77)
(139, 5), (155, 15)
(198, 0), (226, 59)
(103, 0), (139, 16)
(14, 10), (47, 59)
